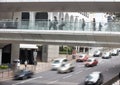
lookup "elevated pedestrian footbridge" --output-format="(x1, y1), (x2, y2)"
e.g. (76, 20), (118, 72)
(0, 29), (120, 47)
(0, 20), (120, 47)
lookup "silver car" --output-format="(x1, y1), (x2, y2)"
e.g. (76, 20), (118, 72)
(85, 72), (103, 85)
(57, 62), (75, 73)
(51, 58), (68, 70)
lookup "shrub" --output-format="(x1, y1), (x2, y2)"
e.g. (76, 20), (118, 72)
(0, 65), (8, 69)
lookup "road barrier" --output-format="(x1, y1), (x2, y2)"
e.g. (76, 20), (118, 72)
(0, 69), (13, 81)
(103, 74), (120, 85)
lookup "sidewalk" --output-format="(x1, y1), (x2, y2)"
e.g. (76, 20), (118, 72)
(20, 62), (51, 73)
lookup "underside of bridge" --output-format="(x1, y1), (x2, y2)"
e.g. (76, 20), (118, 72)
(0, 30), (120, 47)
(0, 2), (120, 12)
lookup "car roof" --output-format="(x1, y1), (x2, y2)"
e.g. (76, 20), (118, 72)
(88, 58), (96, 61)
(80, 54), (86, 56)
(90, 71), (101, 78)
(54, 58), (67, 61)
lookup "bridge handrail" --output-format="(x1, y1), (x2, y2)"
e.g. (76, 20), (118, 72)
(0, 20), (120, 32)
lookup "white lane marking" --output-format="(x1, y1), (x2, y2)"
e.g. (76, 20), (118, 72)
(12, 76), (42, 85)
(75, 71), (82, 74)
(48, 80), (58, 84)
(63, 75), (72, 79)
(101, 62), (104, 64)
(99, 59), (103, 63)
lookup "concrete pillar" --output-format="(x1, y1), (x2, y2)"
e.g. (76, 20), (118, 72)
(75, 46), (77, 52)
(13, 12), (21, 29)
(78, 46), (80, 53)
(42, 45), (48, 62)
(0, 49), (2, 65)
(29, 12), (35, 29)
(83, 47), (86, 53)
(11, 44), (20, 63)
(47, 45), (59, 62)
(42, 45), (59, 62)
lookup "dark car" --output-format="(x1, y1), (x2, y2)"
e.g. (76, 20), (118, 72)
(85, 72), (103, 85)
(14, 69), (34, 80)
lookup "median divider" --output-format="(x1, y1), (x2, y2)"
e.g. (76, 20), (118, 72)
(103, 74), (120, 85)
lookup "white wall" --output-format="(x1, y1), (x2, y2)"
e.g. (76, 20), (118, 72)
(47, 45), (59, 62)
(0, 49), (2, 65)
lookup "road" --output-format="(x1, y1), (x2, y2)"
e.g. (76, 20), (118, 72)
(0, 55), (120, 85)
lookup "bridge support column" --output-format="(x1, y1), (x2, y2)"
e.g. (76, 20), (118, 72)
(0, 49), (2, 65)
(11, 44), (20, 63)
(42, 45), (59, 62)
(83, 47), (86, 53)
(29, 12), (35, 29)
(42, 45), (48, 62)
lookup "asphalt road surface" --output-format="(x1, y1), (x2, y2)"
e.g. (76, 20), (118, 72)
(1, 54), (120, 85)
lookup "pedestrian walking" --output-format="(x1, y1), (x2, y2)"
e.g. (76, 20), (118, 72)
(98, 22), (102, 31)
(24, 60), (28, 69)
(14, 18), (18, 29)
(52, 16), (58, 30)
(81, 18), (85, 31)
(33, 50), (37, 66)
(48, 19), (53, 30)
(58, 18), (65, 30)
(92, 18), (96, 31)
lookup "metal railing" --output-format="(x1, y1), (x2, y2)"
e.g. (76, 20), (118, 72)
(0, 69), (13, 81)
(0, 20), (120, 32)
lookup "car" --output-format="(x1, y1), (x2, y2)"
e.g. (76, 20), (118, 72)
(93, 50), (102, 57)
(85, 58), (98, 67)
(76, 54), (89, 62)
(14, 69), (34, 80)
(111, 49), (119, 56)
(51, 58), (68, 70)
(102, 52), (111, 59)
(57, 62), (75, 73)
(85, 72), (103, 85)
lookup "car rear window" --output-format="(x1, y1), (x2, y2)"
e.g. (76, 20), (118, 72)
(53, 60), (60, 63)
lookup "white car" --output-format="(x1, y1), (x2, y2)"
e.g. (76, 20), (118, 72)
(51, 58), (68, 70)
(111, 49), (118, 56)
(57, 62), (75, 73)
(93, 50), (102, 57)
(85, 72), (103, 85)
(102, 52), (111, 59)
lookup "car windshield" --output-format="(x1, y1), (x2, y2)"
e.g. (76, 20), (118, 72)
(94, 51), (100, 54)
(79, 55), (83, 58)
(86, 75), (94, 80)
(104, 52), (109, 56)
(53, 60), (60, 64)
(87, 59), (92, 62)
